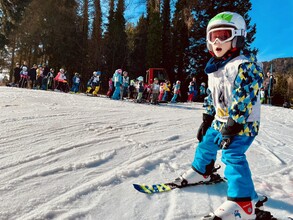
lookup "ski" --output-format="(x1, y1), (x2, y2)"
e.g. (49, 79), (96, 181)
(133, 173), (225, 194)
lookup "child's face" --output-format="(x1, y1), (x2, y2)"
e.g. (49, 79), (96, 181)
(212, 40), (232, 58)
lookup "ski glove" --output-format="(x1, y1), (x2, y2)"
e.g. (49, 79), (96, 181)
(214, 117), (243, 149)
(197, 113), (214, 142)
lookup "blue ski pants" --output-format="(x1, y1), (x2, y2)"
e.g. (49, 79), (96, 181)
(112, 86), (121, 100)
(171, 94), (178, 103)
(192, 127), (258, 200)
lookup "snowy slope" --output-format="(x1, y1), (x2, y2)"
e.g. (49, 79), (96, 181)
(0, 86), (292, 220)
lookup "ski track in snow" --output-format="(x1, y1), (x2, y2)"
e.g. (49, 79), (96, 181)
(0, 87), (292, 220)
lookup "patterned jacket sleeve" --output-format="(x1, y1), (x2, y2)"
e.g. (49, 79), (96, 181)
(203, 88), (216, 116)
(229, 62), (263, 124)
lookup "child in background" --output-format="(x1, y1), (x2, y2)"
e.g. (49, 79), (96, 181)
(187, 81), (195, 102)
(151, 78), (160, 104)
(107, 78), (114, 98)
(112, 69), (123, 100)
(198, 82), (207, 102)
(47, 68), (55, 90)
(71, 72), (81, 93)
(136, 76), (144, 103)
(86, 72), (100, 96)
(54, 68), (68, 92)
(121, 71), (129, 100)
(158, 82), (164, 101)
(19, 66), (29, 88)
(170, 80), (181, 103)
(162, 80), (171, 102)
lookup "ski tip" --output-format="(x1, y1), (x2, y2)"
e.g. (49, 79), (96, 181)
(133, 184), (149, 194)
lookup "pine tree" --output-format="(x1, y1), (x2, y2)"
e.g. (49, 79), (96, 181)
(81, 0), (89, 77)
(128, 15), (148, 77)
(104, 0), (115, 75)
(91, 0), (103, 71)
(0, 0), (31, 50)
(114, 0), (128, 70)
(171, 0), (190, 83)
(146, 0), (162, 67)
(161, 0), (172, 80)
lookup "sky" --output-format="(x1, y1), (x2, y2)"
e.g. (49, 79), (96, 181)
(249, 0), (293, 61)
(122, 0), (293, 62)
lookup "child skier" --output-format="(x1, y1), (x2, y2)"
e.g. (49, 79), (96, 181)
(112, 69), (123, 100)
(170, 80), (181, 103)
(19, 66), (29, 88)
(151, 78), (160, 104)
(158, 82), (164, 101)
(107, 78), (114, 98)
(121, 71), (129, 100)
(71, 72), (81, 93)
(198, 82), (207, 102)
(54, 68), (68, 92)
(173, 12), (263, 220)
(187, 81), (195, 102)
(47, 68), (55, 90)
(86, 72), (100, 96)
(136, 76), (144, 103)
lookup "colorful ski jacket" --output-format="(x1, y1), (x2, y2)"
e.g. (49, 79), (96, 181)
(112, 71), (122, 87)
(205, 54), (263, 136)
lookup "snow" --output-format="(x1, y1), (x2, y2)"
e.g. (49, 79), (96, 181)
(0, 86), (292, 220)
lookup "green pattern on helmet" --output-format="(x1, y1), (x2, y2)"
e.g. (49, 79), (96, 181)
(209, 13), (233, 24)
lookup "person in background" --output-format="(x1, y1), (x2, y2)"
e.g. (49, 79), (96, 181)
(170, 80), (181, 103)
(28, 64), (37, 89)
(36, 64), (44, 89)
(112, 69), (123, 100)
(151, 78), (160, 104)
(121, 71), (130, 100)
(191, 77), (199, 101)
(47, 68), (55, 90)
(14, 63), (21, 85)
(162, 80), (171, 102)
(107, 77), (114, 98)
(86, 71), (100, 96)
(19, 66), (29, 88)
(54, 68), (68, 92)
(187, 81), (195, 102)
(136, 76), (144, 103)
(263, 71), (276, 104)
(198, 82), (207, 102)
(158, 82), (165, 101)
(128, 79), (136, 99)
(71, 72), (81, 93)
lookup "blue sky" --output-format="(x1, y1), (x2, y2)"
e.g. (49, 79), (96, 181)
(249, 0), (293, 61)
(123, 0), (293, 62)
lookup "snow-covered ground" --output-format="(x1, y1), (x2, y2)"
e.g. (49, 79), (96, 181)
(0, 86), (292, 220)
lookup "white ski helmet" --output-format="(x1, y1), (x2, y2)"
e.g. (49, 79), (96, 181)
(206, 12), (247, 52)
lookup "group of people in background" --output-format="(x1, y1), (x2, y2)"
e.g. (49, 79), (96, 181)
(13, 61), (73, 93)
(106, 68), (208, 105)
(12, 62), (209, 104)
(12, 62), (276, 106)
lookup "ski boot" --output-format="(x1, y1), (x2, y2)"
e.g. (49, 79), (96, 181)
(202, 196), (277, 220)
(202, 200), (255, 220)
(173, 166), (221, 187)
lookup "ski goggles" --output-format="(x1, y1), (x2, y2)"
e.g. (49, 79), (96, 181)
(207, 27), (246, 44)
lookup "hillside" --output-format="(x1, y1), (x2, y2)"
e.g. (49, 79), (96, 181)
(0, 87), (292, 220)
(262, 57), (293, 74)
